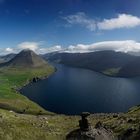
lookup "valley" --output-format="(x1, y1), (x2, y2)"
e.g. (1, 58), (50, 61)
(1, 0), (140, 139)
(0, 50), (139, 139)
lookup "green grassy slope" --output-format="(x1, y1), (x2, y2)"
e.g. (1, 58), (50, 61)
(103, 105), (140, 140)
(0, 65), (55, 114)
(0, 109), (79, 140)
(0, 105), (139, 140)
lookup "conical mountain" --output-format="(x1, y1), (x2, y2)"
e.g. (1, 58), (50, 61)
(4, 49), (48, 67)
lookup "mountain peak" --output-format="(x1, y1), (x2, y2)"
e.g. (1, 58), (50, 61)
(3, 49), (48, 68)
(20, 49), (36, 54)
(21, 48), (31, 52)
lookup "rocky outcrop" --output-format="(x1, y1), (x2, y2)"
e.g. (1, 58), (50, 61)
(79, 112), (90, 131)
(66, 127), (117, 140)
(66, 112), (117, 140)
(32, 77), (41, 83)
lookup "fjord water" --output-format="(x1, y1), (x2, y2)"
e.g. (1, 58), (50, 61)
(21, 64), (140, 115)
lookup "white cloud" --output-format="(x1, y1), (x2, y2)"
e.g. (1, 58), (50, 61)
(2, 40), (140, 55)
(16, 41), (63, 54)
(16, 41), (62, 54)
(98, 14), (140, 30)
(18, 42), (39, 51)
(38, 45), (62, 54)
(65, 40), (140, 53)
(64, 12), (96, 31)
(5, 47), (14, 53)
(0, 41), (43, 55)
(64, 13), (140, 31)
(0, 47), (14, 55)
(66, 44), (89, 53)
(92, 40), (140, 52)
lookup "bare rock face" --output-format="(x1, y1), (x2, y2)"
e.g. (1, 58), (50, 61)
(66, 112), (117, 140)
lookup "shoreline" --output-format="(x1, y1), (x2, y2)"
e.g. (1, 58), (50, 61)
(17, 68), (126, 116)
(16, 67), (57, 92)
(57, 63), (138, 78)
(14, 64), (139, 116)
(16, 64), (137, 116)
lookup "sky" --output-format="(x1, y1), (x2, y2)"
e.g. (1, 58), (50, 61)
(1, 0), (140, 54)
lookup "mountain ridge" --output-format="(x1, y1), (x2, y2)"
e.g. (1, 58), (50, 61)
(43, 50), (140, 77)
(0, 53), (16, 64)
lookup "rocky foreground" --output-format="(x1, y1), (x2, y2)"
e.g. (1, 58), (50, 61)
(0, 105), (139, 140)
(66, 112), (116, 140)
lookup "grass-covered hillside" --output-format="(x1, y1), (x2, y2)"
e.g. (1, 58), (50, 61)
(0, 49), (55, 114)
(0, 104), (139, 140)
(0, 66), (55, 114)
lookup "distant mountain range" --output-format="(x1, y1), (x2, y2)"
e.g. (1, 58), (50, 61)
(0, 49), (48, 68)
(0, 53), (16, 63)
(1, 50), (140, 77)
(43, 50), (140, 77)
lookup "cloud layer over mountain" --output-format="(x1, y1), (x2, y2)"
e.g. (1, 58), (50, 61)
(1, 40), (140, 55)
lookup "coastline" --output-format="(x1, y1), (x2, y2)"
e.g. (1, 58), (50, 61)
(15, 63), (139, 116)
(18, 64), (139, 115)
(58, 63), (137, 78)
(16, 67), (57, 92)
